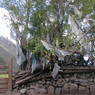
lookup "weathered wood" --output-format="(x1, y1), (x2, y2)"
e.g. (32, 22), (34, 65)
(15, 72), (42, 85)
(0, 65), (8, 69)
(0, 59), (13, 93)
(0, 79), (9, 84)
(0, 89), (8, 93)
(14, 71), (30, 79)
(8, 59), (12, 91)
(60, 66), (95, 74)
(62, 66), (95, 70)
(18, 71), (30, 75)
(0, 81), (8, 84)
(0, 72), (9, 74)
(16, 72), (30, 81)
(0, 84), (8, 89)
(60, 70), (94, 74)
(16, 76), (31, 85)
(0, 78), (9, 81)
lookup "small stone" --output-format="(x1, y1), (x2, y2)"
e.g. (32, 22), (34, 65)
(15, 92), (21, 95)
(20, 88), (27, 94)
(30, 85), (36, 89)
(39, 88), (47, 94)
(48, 86), (54, 94)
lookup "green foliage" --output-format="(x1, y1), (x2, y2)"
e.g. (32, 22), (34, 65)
(9, 5), (19, 16)
(62, 33), (75, 50)
(31, 9), (46, 27)
(27, 38), (47, 56)
(2, 0), (95, 55)
(24, 0), (32, 9)
(73, 0), (95, 16)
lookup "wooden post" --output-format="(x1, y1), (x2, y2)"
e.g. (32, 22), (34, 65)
(8, 58), (12, 91)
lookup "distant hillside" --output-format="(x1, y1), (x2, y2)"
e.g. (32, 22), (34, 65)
(0, 56), (6, 64)
(0, 36), (19, 72)
(0, 36), (16, 57)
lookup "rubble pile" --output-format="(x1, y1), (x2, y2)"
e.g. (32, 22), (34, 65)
(13, 70), (65, 95)
(13, 71), (51, 88)
(13, 70), (95, 95)
(12, 52), (95, 95)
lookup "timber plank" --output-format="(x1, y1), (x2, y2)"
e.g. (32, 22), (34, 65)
(0, 72), (9, 74)
(0, 65), (8, 69)
(0, 60), (12, 92)
(0, 84), (8, 89)
(0, 80), (8, 84)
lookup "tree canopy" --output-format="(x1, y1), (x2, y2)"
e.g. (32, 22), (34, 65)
(1, 0), (95, 55)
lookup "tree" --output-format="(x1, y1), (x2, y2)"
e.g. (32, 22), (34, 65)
(2, 0), (95, 57)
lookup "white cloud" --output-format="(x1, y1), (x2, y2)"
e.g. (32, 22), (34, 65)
(0, 8), (16, 44)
